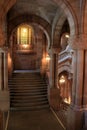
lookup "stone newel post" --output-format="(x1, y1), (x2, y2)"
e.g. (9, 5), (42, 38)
(67, 35), (86, 130)
(49, 48), (60, 110)
(0, 47), (10, 111)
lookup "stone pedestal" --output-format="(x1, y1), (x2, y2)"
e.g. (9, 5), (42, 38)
(0, 111), (3, 130)
(49, 88), (61, 110)
(67, 106), (83, 130)
(0, 91), (10, 111)
(84, 111), (87, 130)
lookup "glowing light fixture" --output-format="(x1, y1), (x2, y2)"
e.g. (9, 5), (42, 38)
(22, 44), (28, 49)
(65, 34), (69, 38)
(46, 54), (50, 61)
(64, 96), (71, 104)
(59, 75), (65, 83)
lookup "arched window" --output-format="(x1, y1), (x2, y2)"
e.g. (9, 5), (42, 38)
(17, 24), (33, 45)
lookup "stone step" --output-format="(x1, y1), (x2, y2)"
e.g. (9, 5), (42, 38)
(10, 93), (47, 97)
(10, 100), (49, 110)
(10, 82), (45, 85)
(9, 80), (46, 83)
(11, 100), (48, 106)
(10, 89), (47, 93)
(10, 91), (47, 96)
(9, 72), (49, 110)
(9, 87), (47, 90)
(10, 104), (49, 111)
(11, 97), (47, 102)
(9, 77), (44, 80)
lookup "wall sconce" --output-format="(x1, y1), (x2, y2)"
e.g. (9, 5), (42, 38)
(65, 34), (69, 38)
(22, 44), (29, 49)
(46, 54), (50, 61)
(46, 54), (50, 70)
(63, 96), (71, 104)
(59, 75), (65, 84)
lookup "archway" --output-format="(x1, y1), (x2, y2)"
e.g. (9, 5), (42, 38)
(9, 23), (49, 71)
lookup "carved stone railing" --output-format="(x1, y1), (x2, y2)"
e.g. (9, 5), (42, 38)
(58, 49), (73, 63)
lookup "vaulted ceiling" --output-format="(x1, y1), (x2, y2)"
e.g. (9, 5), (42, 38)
(7, 0), (61, 24)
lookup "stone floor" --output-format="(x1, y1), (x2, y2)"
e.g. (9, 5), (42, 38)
(7, 109), (64, 130)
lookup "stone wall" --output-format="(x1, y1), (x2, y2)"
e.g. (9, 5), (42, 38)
(0, 111), (3, 130)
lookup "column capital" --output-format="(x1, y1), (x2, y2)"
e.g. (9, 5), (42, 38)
(69, 34), (87, 50)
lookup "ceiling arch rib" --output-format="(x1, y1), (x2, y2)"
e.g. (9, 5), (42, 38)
(51, 0), (78, 48)
(7, 14), (51, 48)
(0, 0), (78, 48)
(0, 0), (77, 36)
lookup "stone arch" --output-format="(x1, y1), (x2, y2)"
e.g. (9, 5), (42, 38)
(58, 65), (71, 76)
(53, 14), (67, 48)
(83, 0), (87, 34)
(7, 14), (51, 48)
(58, 70), (72, 104)
(0, 27), (6, 46)
(52, 0), (78, 48)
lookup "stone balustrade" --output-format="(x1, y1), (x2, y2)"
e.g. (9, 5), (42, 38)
(58, 49), (72, 64)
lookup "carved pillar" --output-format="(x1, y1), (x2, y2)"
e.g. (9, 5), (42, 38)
(55, 53), (58, 88)
(49, 48), (59, 88)
(68, 73), (72, 103)
(0, 47), (9, 111)
(67, 33), (86, 130)
(84, 50), (87, 105)
(83, 50), (87, 129)
(71, 50), (77, 106)
(4, 52), (8, 90)
(0, 53), (3, 90)
(49, 48), (60, 110)
(75, 50), (84, 107)
(71, 50), (84, 107)
(49, 51), (55, 88)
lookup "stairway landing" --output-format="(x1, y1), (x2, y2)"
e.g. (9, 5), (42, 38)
(9, 71), (49, 110)
(7, 109), (64, 130)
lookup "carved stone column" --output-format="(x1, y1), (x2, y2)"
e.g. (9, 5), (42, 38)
(83, 50), (87, 129)
(67, 34), (85, 130)
(49, 47), (60, 110)
(75, 50), (84, 107)
(0, 53), (3, 90)
(83, 50), (87, 106)
(0, 47), (9, 111)
(49, 48), (59, 88)
(4, 52), (8, 90)
(71, 50), (77, 106)
(49, 50), (55, 88)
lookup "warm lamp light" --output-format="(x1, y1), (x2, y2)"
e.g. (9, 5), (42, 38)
(65, 34), (69, 38)
(46, 55), (50, 61)
(22, 44), (28, 49)
(8, 53), (12, 69)
(59, 75), (65, 83)
(64, 96), (71, 104)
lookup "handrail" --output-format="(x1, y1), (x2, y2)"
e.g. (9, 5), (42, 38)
(5, 111), (10, 130)
(58, 50), (73, 63)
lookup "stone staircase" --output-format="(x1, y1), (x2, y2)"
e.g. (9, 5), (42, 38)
(8, 72), (49, 110)
(55, 102), (69, 128)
